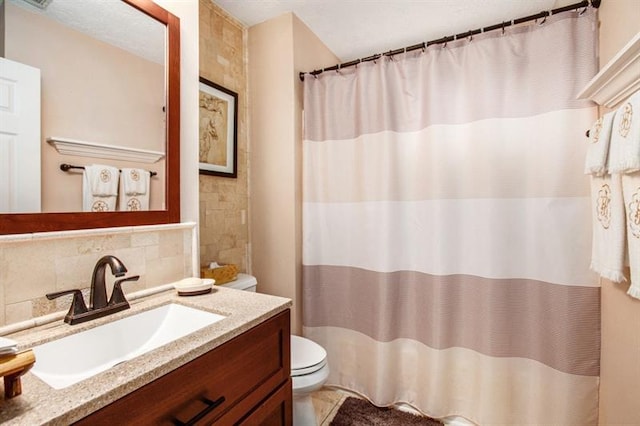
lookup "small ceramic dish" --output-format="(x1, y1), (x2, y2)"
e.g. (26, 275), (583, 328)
(175, 277), (215, 296)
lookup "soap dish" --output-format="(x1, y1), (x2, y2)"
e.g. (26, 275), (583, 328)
(175, 278), (215, 296)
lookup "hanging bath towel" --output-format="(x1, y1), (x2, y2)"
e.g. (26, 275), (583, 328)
(590, 174), (627, 283)
(119, 168), (150, 211)
(623, 172), (640, 299)
(83, 164), (119, 212)
(609, 91), (640, 173)
(584, 111), (615, 176)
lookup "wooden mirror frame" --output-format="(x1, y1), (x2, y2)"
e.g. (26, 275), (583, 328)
(0, 0), (180, 235)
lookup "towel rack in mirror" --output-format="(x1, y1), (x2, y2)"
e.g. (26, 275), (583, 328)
(60, 163), (158, 177)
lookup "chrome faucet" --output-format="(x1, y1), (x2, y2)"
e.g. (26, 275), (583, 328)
(47, 255), (139, 325)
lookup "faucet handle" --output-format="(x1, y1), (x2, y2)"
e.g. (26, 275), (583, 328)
(109, 275), (139, 306)
(46, 290), (89, 324)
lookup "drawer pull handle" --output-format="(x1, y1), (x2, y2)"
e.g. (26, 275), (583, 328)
(173, 396), (226, 426)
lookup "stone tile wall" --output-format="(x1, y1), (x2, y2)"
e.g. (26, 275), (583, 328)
(199, 0), (250, 273)
(0, 224), (194, 327)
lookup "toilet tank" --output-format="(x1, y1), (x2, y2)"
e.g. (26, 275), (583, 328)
(220, 273), (257, 292)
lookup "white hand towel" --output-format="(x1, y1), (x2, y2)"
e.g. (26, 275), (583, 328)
(609, 90), (640, 173)
(121, 168), (149, 195)
(584, 111), (615, 176)
(0, 336), (17, 351)
(83, 165), (119, 212)
(85, 164), (119, 196)
(590, 174), (627, 283)
(623, 172), (640, 299)
(0, 336), (18, 355)
(118, 169), (150, 211)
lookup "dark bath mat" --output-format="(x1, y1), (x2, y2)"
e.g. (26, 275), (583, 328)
(330, 396), (444, 426)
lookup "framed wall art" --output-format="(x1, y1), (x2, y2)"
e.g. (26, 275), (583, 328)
(198, 77), (238, 178)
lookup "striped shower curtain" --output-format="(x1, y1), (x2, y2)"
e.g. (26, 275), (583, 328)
(302, 10), (600, 426)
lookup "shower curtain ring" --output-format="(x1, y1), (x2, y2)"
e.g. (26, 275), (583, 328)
(579, 5), (588, 15)
(467, 31), (473, 42)
(504, 19), (514, 35)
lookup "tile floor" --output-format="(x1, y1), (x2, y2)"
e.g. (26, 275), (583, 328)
(311, 387), (351, 425)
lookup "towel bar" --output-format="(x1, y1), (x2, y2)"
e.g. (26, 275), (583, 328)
(60, 163), (157, 177)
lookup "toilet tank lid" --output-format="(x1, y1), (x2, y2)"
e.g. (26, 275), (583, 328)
(222, 273), (257, 291)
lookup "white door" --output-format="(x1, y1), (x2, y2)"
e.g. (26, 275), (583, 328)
(0, 58), (41, 213)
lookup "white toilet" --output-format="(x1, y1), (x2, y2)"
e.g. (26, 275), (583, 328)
(221, 274), (330, 425)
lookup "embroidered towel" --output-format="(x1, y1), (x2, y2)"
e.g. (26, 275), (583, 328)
(584, 111), (615, 176)
(121, 168), (149, 195)
(609, 91), (640, 173)
(623, 172), (640, 299)
(85, 164), (119, 196)
(119, 168), (150, 211)
(83, 165), (119, 212)
(590, 174), (627, 283)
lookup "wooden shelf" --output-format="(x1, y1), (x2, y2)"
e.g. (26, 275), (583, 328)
(1, 350), (35, 399)
(47, 137), (165, 164)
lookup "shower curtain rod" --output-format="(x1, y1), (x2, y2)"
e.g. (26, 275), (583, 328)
(299, 0), (601, 81)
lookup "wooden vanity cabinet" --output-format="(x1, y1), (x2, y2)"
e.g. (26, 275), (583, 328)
(75, 310), (291, 425)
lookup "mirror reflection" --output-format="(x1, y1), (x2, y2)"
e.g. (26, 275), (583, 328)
(2, 0), (166, 213)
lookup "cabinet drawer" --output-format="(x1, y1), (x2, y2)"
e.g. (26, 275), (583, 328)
(76, 310), (291, 425)
(237, 379), (292, 425)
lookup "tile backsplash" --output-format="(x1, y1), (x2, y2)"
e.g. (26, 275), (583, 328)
(0, 223), (195, 327)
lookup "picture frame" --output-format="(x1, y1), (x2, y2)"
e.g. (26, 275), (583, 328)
(198, 77), (238, 178)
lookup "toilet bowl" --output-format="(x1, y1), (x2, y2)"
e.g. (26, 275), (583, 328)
(222, 274), (329, 425)
(291, 335), (330, 425)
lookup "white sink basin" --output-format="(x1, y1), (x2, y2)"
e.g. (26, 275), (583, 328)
(31, 303), (225, 389)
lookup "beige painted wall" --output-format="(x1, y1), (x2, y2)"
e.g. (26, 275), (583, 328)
(292, 15), (341, 334)
(248, 13), (338, 334)
(598, 0), (640, 67)
(249, 14), (297, 330)
(597, 1), (640, 425)
(198, 0), (249, 273)
(6, 3), (166, 212)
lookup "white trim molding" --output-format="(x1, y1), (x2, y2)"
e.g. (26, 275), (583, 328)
(577, 32), (640, 109)
(47, 137), (165, 163)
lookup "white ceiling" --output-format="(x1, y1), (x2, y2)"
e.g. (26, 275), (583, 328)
(212, 0), (580, 62)
(10, 0), (165, 64)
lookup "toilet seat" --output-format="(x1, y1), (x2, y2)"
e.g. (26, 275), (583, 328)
(291, 335), (327, 377)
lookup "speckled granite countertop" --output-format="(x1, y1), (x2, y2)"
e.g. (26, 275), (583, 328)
(0, 286), (291, 425)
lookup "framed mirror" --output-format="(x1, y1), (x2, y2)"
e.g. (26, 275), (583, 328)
(0, 0), (180, 234)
